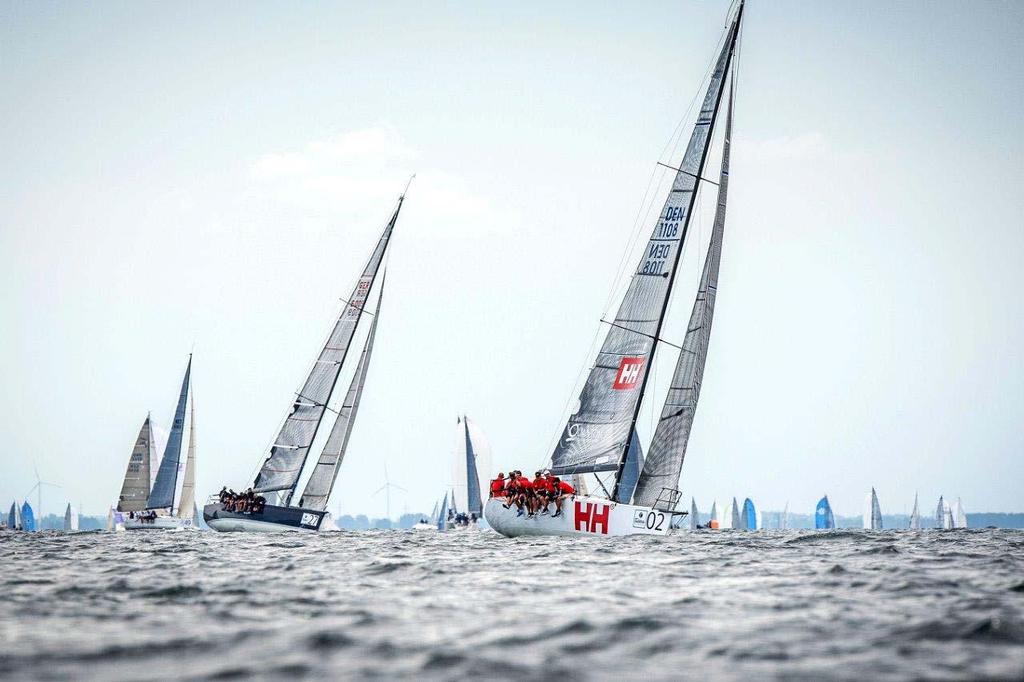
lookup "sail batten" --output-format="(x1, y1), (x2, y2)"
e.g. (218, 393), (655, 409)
(254, 197), (404, 503)
(549, 5), (743, 485)
(631, 74), (737, 508)
(298, 277), (386, 511)
(147, 357), (192, 510)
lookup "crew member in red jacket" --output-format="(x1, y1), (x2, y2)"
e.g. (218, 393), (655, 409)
(551, 477), (576, 518)
(489, 473), (506, 499)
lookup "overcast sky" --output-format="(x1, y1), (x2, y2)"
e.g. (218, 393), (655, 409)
(2, 1), (1022, 521)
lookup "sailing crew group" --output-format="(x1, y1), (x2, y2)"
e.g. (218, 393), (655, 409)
(218, 487), (266, 514)
(489, 471), (576, 518)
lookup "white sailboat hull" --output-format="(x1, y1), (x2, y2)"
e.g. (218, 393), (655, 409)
(484, 495), (677, 538)
(124, 515), (195, 531)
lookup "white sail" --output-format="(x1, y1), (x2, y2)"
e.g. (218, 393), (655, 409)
(781, 502), (789, 530)
(864, 488), (882, 529)
(177, 400), (197, 520)
(689, 498), (699, 530)
(63, 504), (79, 532)
(954, 498), (968, 528)
(935, 495), (946, 528)
(909, 493), (921, 530)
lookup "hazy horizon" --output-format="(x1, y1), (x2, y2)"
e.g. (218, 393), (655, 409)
(2, 1), (1022, 520)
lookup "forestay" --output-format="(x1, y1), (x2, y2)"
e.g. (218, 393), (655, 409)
(148, 357), (192, 510)
(549, 6), (742, 479)
(299, 279), (385, 511)
(632, 80), (736, 508)
(254, 197), (403, 502)
(117, 415), (155, 513)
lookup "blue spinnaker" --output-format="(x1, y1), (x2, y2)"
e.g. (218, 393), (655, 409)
(741, 498), (756, 530)
(21, 502), (36, 532)
(815, 495), (835, 529)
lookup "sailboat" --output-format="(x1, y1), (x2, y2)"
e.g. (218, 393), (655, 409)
(708, 500), (719, 529)
(485, 2), (745, 538)
(863, 488), (883, 530)
(115, 414), (157, 514)
(688, 498), (699, 530)
(125, 357), (197, 530)
(449, 416), (492, 529)
(780, 501), (789, 530)
(20, 501), (35, 532)
(741, 498), (757, 530)
(953, 498), (968, 528)
(815, 495), (835, 529)
(204, 190), (407, 532)
(63, 504), (79, 532)
(909, 493), (921, 530)
(7, 501), (23, 531)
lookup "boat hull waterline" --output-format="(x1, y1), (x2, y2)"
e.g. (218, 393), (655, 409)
(124, 515), (195, 531)
(203, 503), (334, 533)
(484, 496), (679, 538)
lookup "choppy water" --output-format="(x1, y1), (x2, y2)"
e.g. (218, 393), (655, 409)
(0, 529), (1022, 681)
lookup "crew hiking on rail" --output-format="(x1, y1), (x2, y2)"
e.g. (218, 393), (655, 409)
(489, 470), (576, 518)
(219, 487), (267, 514)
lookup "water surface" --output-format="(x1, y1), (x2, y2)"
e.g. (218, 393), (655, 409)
(0, 529), (1022, 680)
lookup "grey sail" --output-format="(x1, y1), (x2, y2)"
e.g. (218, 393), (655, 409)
(462, 418), (483, 516)
(117, 415), (155, 513)
(177, 400), (197, 519)
(689, 497), (699, 530)
(254, 196), (404, 503)
(298, 278), (386, 511)
(614, 430), (645, 503)
(549, 5), (743, 481)
(730, 497), (741, 529)
(935, 495), (945, 528)
(436, 492), (449, 531)
(147, 357), (192, 510)
(632, 77), (736, 508)
(909, 493), (921, 530)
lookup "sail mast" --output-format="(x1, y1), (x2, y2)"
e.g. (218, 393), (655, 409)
(610, 3), (743, 501)
(631, 71), (737, 507)
(253, 189), (408, 505)
(298, 274), (387, 511)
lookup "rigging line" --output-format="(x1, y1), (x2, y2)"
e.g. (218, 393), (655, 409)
(598, 319), (683, 351)
(655, 162), (720, 187)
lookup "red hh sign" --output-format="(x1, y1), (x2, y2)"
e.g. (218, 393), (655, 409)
(574, 500), (610, 534)
(612, 356), (645, 390)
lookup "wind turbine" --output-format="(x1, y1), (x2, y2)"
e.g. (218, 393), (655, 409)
(26, 464), (60, 529)
(372, 463), (406, 526)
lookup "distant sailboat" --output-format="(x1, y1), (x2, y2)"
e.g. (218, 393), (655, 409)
(205, 189), (408, 532)
(953, 498), (968, 529)
(21, 502), (35, 532)
(741, 498), (757, 530)
(116, 414), (157, 513)
(126, 356), (197, 530)
(863, 488), (883, 530)
(8, 501), (23, 531)
(730, 498), (742, 530)
(936, 495), (953, 529)
(709, 501), (719, 529)
(780, 501), (789, 530)
(909, 493), (921, 530)
(485, 2), (745, 538)
(815, 495), (835, 530)
(689, 498), (699, 530)
(436, 492), (450, 532)
(450, 416), (492, 528)
(63, 504), (79, 532)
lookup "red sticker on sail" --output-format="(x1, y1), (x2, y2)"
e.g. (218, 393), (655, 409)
(612, 357), (645, 390)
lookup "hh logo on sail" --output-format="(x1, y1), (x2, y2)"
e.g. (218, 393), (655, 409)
(574, 501), (610, 534)
(613, 357), (645, 390)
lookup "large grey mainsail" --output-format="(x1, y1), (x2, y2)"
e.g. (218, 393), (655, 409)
(147, 357), (192, 510)
(298, 277), (386, 511)
(117, 415), (155, 513)
(632, 78), (736, 508)
(549, 6), (742, 482)
(253, 196), (404, 503)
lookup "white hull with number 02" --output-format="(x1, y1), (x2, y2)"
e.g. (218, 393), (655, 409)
(484, 496), (676, 538)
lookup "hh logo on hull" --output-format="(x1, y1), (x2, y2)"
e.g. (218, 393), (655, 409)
(574, 501), (610, 534)
(613, 357), (645, 390)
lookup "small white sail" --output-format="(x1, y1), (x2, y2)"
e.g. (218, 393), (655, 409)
(689, 498), (699, 530)
(909, 493), (921, 530)
(176, 400), (197, 520)
(954, 498), (967, 528)
(63, 504), (79, 532)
